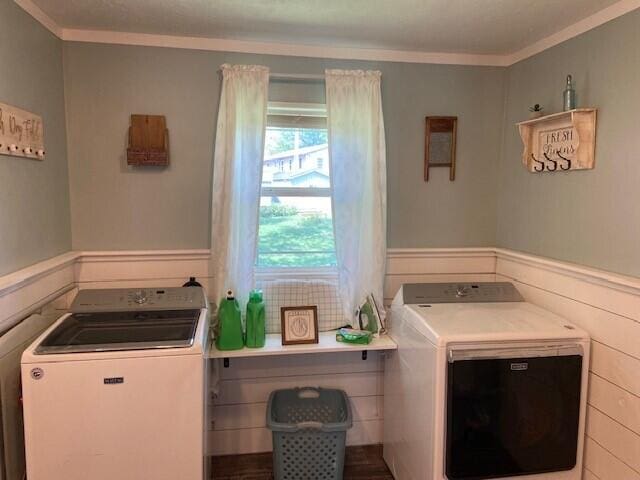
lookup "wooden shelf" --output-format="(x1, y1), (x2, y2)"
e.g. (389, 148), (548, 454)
(206, 330), (397, 359)
(516, 108), (597, 173)
(515, 108), (594, 126)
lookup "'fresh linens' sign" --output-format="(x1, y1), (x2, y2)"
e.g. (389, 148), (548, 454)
(517, 109), (596, 173)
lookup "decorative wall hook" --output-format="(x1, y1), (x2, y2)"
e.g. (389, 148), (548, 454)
(531, 154), (545, 172)
(543, 152), (558, 171)
(557, 150), (572, 170)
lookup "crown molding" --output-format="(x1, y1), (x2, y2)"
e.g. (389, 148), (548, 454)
(60, 29), (508, 66)
(14, 0), (640, 67)
(505, 0), (640, 65)
(14, 0), (62, 37)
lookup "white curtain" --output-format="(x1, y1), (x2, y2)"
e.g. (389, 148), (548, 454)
(325, 69), (387, 325)
(210, 64), (269, 306)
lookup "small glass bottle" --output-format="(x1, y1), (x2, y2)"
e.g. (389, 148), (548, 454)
(563, 75), (576, 111)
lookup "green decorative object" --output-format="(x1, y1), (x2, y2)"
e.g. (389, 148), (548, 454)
(336, 328), (373, 345)
(245, 289), (266, 348)
(215, 290), (244, 350)
(358, 295), (381, 335)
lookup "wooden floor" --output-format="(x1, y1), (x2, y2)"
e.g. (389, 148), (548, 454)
(211, 444), (394, 480)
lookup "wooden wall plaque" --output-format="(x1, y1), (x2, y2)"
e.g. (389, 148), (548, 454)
(127, 114), (169, 166)
(0, 102), (45, 160)
(517, 108), (596, 173)
(424, 116), (457, 181)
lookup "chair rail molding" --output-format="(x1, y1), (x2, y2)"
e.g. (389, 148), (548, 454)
(0, 251), (78, 333)
(495, 248), (640, 297)
(2, 246), (639, 330)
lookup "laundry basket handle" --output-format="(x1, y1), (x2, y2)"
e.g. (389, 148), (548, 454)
(295, 421), (324, 430)
(297, 387), (321, 399)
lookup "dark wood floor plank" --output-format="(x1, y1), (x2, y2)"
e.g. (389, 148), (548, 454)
(211, 444), (393, 479)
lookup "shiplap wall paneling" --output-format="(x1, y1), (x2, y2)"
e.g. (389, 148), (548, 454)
(495, 251), (640, 480)
(6, 247), (639, 469)
(75, 250), (212, 291)
(0, 252), (77, 332)
(208, 351), (385, 456)
(384, 248), (496, 304)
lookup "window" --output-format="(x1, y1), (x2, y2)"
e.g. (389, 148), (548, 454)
(257, 102), (336, 269)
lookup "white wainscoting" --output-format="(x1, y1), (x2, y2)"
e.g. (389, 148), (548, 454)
(495, 249), (640, 480)
(2, 247), (639, 468)
(0, 248), (495, 456)
(1, 248), (495, 328)
(208, 351), (385, 455)
(209, 248), (496, 455)
(75, 249), (212, 291)
(0, 252), (78, 334)
(384, 248), (496, 304)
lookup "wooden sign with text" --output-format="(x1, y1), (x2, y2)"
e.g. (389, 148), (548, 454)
(0, 102), (45, 160)
(517, 108), (596, 173)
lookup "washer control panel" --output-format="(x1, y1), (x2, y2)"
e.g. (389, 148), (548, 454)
(403, 282), (524, 304)
(71, 287), (206, 312)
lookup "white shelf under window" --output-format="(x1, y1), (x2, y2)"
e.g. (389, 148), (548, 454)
(206, 330), (397, 359)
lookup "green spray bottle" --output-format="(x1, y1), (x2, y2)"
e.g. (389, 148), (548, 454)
(215, 290), (244, 351)
(245, 289), (266, 348)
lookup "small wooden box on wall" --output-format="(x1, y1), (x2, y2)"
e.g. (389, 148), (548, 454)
(127, 114), (169, 166)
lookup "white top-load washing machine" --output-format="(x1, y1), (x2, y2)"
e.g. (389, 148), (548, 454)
(383, 282), (589, 480)
(21, 287), (210, 480)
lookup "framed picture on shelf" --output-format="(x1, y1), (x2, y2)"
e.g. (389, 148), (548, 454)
(280, 306), (319, 345)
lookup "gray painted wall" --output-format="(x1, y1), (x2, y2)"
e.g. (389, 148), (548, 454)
(63, 43), (504, 251)
(5, 5), (639, 278)
(497, 8), (640, 277)
(0, 2), (71, 276)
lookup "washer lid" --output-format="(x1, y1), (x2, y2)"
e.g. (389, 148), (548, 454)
(404, 302), (588, 346)
(34, 309), (200, 354)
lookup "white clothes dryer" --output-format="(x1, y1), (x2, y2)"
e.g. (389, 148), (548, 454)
(383, 282), (589, 480)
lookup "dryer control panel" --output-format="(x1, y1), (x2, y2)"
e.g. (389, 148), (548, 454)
(402, 282), (524, 304)
(70, 287), (207, 312)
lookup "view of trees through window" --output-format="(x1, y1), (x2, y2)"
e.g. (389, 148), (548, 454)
(257, 125), (336, 268)
(265, 129), (327, 156)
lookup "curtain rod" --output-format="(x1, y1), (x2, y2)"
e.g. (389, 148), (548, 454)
(270, 72), (325, 82)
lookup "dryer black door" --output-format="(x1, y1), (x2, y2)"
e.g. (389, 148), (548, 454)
(445, 354), (582, 480)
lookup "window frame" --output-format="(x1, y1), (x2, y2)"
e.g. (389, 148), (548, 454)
(256, 101), (337, 276)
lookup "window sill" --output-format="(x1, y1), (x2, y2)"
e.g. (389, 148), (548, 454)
(254, 267), (338, 282)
